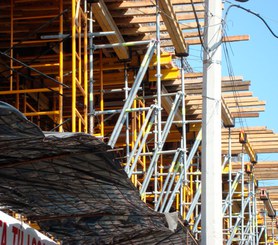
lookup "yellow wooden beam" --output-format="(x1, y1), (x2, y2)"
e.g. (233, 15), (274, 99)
(92, 0), (129, 60)
(221, 96), (234, 127)
(160, 0), (188, 56)
(0, 87), (59, 95)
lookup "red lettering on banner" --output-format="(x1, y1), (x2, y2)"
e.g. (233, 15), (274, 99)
(12, 226), (18, 245)
(32, 237), (36, 245)
(0, 216), (55, 245)
(19, 229), (24, 245)
(0, 221), (7, 245)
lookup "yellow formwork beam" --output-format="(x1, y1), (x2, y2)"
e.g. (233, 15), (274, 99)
(24, 111), (59, 117)
(0, 87), (59, 95)
(149, 67), (180, 82)
(148, 52), (173, 67)
(239, 130), (257, 164)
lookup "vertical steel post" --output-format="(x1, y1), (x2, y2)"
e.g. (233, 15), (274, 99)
(71, 0), (77, 132)
(124, 62), (130, 170)
(83, 1), (88, 133)
(180, 57), (187, 216)
(248, 175), (252, 243)
(155, 0), (162, 206)
(100, 50), (104, 137)
(241, 153), (245, 243)
(228, 128), (233, 235)
(58, 0), (64, 132)
(10, 0), (14, 91)
(201, 0), (223, 243)
(272, 218), (275, 244)
(89, 4), (94, 134)
(253, 176), (258, 245)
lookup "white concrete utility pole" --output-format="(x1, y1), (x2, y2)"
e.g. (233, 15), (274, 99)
(201, 0), (223, 244)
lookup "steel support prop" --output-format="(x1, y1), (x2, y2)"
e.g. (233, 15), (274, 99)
(163, 129), (202, 213)
(155, 0), (162, 205)
(227, 195), (251, 245)
(241, 153), (245, 243)
(126, 105), (156, 176)
(180, 57), (187, 216)
(156, 149), (183, 212)
(124, 62), (130, 171)
(140, 92), (182, 195)
(108, 40), (155, 148)
(88, 4), (94, 134)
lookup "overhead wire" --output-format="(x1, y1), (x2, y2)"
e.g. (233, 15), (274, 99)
(222, 1), (278, 131)
(224, 3), (278, 39)
(221, 30), (246, 130)
(3, 9), (69, 55)
(190, 0), (207, 54)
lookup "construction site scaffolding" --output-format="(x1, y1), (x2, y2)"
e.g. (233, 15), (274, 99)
(1, 0), (276, 243)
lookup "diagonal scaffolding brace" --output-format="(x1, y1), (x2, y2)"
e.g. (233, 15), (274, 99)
(108, 40), (156, 148)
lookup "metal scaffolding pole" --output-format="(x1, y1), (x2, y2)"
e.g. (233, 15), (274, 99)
(156, 149), (183, 212)
(155, 0), (162, 205)
(126, 105), (156, 177)
(201, 0), (223, 243)
(253, 176), (259, 244)
(163, 129), (202, 213)
(108, 40), (155, 148)
(228, 128), (233, 232)
(241, 153), (245, 243)
(124, 62), (130, 171)
(88, 4), (94, 134)
(180, 57), (187, 217)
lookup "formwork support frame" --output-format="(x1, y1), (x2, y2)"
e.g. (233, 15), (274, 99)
(71, 0), (88, 133)
(6, 0), (65, 130)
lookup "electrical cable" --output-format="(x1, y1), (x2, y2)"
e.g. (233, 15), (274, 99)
(4, 9), (69, 55)
(222, 29), (247, 130)
(0, 51), (68, 88)
(222, 39), (242, 127)
(224, 4), (278, 39)
(221, 2), (278, 130)
(190, 0), (207, 54)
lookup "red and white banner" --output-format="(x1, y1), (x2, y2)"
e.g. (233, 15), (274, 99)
(0, 211), (57, 245)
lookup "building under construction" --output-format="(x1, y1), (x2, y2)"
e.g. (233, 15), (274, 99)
(1, 0), (278, 244)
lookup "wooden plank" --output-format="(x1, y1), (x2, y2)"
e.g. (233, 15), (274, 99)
(159, 35), (250, 46)
(106, 0), (205, 9)
(221, 96), (234, 127)
(119, 22), (203, 36)
(231, 112), (259, 118)
(92, 0), (129, 60)
(160, 0), (188, 56)
(109, 5), (205, 17)
(114, 12), (205, 25)
(222, 92), (253, 98)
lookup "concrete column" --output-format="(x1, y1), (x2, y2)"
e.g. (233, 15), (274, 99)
(201, 0), (223, 244)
